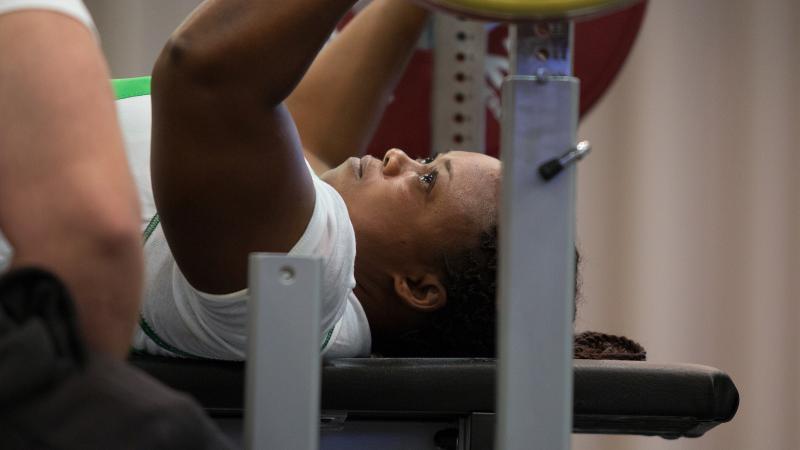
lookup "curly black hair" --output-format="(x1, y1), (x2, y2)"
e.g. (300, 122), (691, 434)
(573, 331), (646, 360)
(373, 226), (497, 357)
(377, 225), (500, 356)
(428, 226), (499, 356)
(378, 227), (645, 359)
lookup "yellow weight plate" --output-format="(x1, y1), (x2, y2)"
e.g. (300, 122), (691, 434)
(418, 0), (633, 20)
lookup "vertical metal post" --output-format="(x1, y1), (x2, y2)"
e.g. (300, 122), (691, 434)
(496, 21), (576, 450)
(245, 254), (322, 450)
(431, 13), (487, 154)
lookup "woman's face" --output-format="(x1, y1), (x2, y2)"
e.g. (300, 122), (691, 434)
(322, 149), (501, 272)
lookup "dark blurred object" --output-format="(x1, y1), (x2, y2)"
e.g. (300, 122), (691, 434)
(434, 427), (459, 450)
(0, 267), (233, 450)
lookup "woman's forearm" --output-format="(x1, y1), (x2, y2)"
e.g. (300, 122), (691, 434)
(0, 11), (143, 358)
(11, 221), (143, 358)
(287, 0), (430, 169)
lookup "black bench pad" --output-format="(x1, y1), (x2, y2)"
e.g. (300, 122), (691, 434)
(129, 356), (738, 438)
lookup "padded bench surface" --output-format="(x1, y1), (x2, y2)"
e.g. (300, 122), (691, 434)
(129, 356), (738, 438)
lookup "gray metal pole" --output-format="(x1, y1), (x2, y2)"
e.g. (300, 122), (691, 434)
(495, 22), (577, 450)
(245, 254), (322, 450)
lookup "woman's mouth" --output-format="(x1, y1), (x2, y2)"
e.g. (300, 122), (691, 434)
(352, 155), (374, 180)
(350, 157), (362, 179)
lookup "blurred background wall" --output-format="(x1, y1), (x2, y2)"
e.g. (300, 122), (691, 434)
(84, 0), (200, 78)
(572, 1), (799, 449)
(85, 0), (799, 448)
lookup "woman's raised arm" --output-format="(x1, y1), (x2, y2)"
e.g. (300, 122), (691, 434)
(150, 0), (357, 294)
(287, 0), (430, 173)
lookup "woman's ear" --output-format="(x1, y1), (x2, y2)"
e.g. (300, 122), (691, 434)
(392, 272), (447, 312)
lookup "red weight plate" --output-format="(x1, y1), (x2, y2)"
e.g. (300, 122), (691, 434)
(352, 1), (648, 158)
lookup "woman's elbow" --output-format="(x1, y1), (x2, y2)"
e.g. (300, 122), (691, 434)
(152, 33), (229, 95)
(152, 33), (285, 109)
(88, 212), (142, 266)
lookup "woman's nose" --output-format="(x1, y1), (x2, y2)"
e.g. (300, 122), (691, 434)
(381, 148), (414, 177)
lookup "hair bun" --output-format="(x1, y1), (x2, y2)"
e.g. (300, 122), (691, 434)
(573, 331), (646, 361)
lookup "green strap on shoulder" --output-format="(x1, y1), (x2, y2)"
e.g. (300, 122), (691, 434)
(112, 76), (151, 100)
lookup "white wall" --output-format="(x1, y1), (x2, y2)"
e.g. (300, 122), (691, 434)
(574, 1), (799, 449)
(85, 0), (201, 77)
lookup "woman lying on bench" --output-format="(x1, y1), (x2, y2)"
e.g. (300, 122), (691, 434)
(130, 0), (501, 360)
(130, 0), (643, 361)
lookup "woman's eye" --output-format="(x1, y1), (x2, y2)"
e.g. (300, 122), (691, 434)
(417, 156), (435, 165)
(419, 170), (438, 191)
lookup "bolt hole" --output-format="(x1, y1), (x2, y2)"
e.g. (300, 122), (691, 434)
(455, 72), (465, 82)
(453, 113), (465, 123)
(454, 93), (465, 103)
(456, 31), (467, 41)
(279, 266), (296, 285)
(453, 134), (464, 144)
(455, 52), (465, 62)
